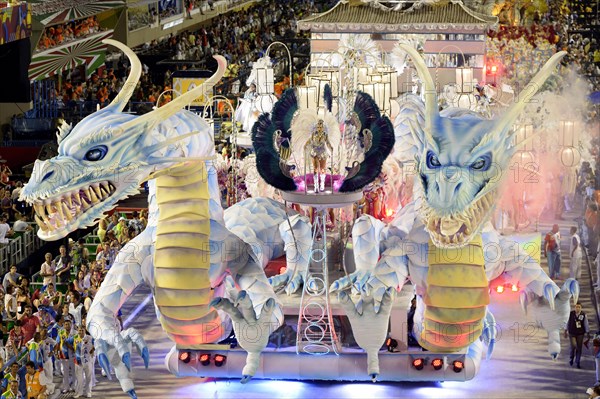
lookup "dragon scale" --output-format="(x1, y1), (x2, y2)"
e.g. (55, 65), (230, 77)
(422, 235), (489, 352)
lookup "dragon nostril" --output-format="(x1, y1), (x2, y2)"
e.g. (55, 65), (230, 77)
(42, 171), (54, 181)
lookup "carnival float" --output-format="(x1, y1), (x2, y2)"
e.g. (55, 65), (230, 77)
(18, 0), (591, 396)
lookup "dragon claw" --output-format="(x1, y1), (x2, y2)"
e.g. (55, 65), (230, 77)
(482, 310), (497, 359)
(142, 347), (150, 368)
(122, 352), (132, 372)
(127, 389), (138, 399)
(370, 373), (378, 383)
(543, 282), (558, 311)
(519, 291), (528, 315)
(98, 352), (112, 381)
(562, 278), (580, 304)
(240, 375), (253, 384)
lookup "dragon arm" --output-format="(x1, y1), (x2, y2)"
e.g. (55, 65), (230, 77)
(269, 214), (312, 295)
(498, 235), (578, 358)
(211, 259), (282, 384)
(86, 228), (153, 395)
(330, 215), (386, 292)
(215, 198), (291, 383)
(498, 235), (557, 303)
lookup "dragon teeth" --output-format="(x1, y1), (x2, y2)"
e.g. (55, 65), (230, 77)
(89, 188), (99, 204)
(55, 202), (64, 219)
(91, 184), (102, 198)
(35, 215), (48, 231)
(31, 180), (116, 233)
(62, 203), (73, 221)
(34, 203), (45, 216)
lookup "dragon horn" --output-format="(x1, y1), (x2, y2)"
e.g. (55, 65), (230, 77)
(122, 55), (228, 131)
(397, 44), (438, 132)
(102, 39), (142, 112)
(491, 51), (566, 138)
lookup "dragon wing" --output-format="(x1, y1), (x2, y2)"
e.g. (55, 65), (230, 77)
(339, 92), (395, 192)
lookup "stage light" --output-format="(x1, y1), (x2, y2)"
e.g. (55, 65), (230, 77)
(490, 65), (498, 74)
(279, 266), (287, 275)
(386, 338), (398, 352)
(214, 354), (226, 367)
(412, 358), (425, 370)
(496, 285), (504, 293)
(453, 360), (464, 373)
(179, 351), (191, 364)
(432, 358), (443, 370)
(199, 354), (211, 366)
(511, 284), (518, 292)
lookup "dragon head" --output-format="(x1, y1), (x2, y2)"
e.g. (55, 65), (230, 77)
(400, 45), (565, 248)
(20, 40), (226, 240)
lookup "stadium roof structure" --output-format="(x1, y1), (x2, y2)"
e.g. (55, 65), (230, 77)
(298, 0), (498, 33)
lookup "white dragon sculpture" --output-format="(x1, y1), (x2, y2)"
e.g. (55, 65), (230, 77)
(20, 40), (578, 396)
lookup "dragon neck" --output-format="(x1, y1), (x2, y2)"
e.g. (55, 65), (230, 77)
(152, 162), (227, 347)
(421, 234), (490, 352)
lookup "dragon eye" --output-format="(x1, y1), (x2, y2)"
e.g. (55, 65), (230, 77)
(470, 154), (491, 171)
(426, 151), (441, 168)
(84, 146), (107, 162)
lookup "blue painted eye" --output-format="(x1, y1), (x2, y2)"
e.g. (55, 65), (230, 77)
(470, 153), (491, 171)
(85, 145), (107, 162)
(426, 151), (441, 168)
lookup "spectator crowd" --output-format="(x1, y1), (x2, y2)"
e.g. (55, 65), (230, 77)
(0, 196), (147, 397)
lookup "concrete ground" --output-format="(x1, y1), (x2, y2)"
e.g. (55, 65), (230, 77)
(51, 203), (597, 398)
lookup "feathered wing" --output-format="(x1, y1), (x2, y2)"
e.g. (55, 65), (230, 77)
(390, 39), (424, 75)
(339, 92), (395, 192)
(271, 88), (298, 140)
(352, 91), (380, 129)
(251, 110), (297, 191)
(324, 84), (333, 112)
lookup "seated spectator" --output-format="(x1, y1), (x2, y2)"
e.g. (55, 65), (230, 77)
(1, 363), (20, 393)
(9, 181), (22, 201)
(70, 238), (89, 270)
(20, 305), (40, 343)
(0, 165), (11, 188)
(4, 286), (17, 322)
(15, 286), (30, 321)
(1, 191), (13, 221)
(128, 211), (144, 235)
(42, 283), (61, 310)
(140, 209), (148, 229)
(73, 270), (89, 295)
(12, 214), (32, 233)
(0, 215), (12, 244)
(96, 242), (115, 269)
(2, 265), (21, 293)
(106, 214), (119, 232)
(8, 321), (24, 352)
(2, 377), (20, 398)
(39, 253), (56, 289)
(113, 216), (128, 241)
(54, 245), (72, 287)
(88, 270), (103, 299)
(4, 341), (17, 362)
(60, 304), (73, 324)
